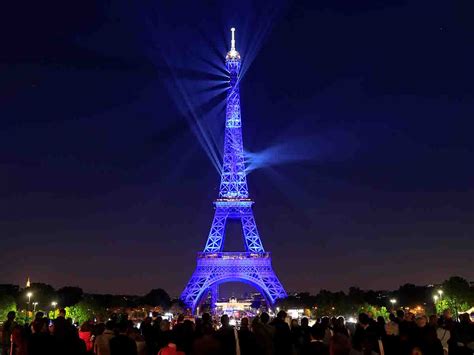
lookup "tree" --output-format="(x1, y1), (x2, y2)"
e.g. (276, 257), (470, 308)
(358, 304), (390, 320)
(142, 289), (171, 309)
(441, 276), (474, 317)
(0, 294), (17, 321)
(24, 283), (57, 311)
(435, 299), (450, 315)
(443, 277), (472, 303)
(348, 287), (365, 306)
(57, 287), (83, 307)
(0, 284), (20, 298)
(396, 284), (428, 307)
(65, 298), (105, 324)
(170, 299), (186, 315)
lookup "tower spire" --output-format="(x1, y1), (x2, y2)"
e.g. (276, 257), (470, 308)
(226, 27), (240, 61)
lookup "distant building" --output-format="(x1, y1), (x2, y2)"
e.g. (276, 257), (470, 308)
(215, 297), (252, 314)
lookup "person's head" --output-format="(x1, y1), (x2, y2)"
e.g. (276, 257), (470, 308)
(443, 309), (452, 320)
(358, 313), (370, 326)
(377, 316), (385, 324)
(429, 314), (438, 326)
(385, 319), (399, 336)
(396, 309), (404, 319)
(415, 316), (427, 328)
(241, 317), (249, 328)
(152, 311), (159, 319)
(167, 330), (177, 345)
(406, 312), (415, 322)
(290, 319), (299, 329)
(336, 316), (345, 328)
(117, 321), (128, 334)
(183, 319), (195, 332)
(277, 310), (287, 321)
(321, 317), (330, 327)
(177, 314), (185, 323)
(389, 313), (396, 322)
(35, 311), (44, 320)
(93, 322), (105, 336)
(220, 314), (229, 327)
(260, 312), (270, 325)
(201, 312), (211, 325)
(80, 321), (92, 332)
(329, 333), (351, 355)
(251, 317), (259, 329)
(105, 320), (115, 331)
(301, 317), (309, 327)
(160, 320), (170, 332)
(459, 313), (470, 323)
(310, 325), (325, 341)
(59, 309), (66, 318)
(7, 311), (16, 321)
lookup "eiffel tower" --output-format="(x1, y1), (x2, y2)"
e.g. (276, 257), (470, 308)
(181, 28), (287, 313)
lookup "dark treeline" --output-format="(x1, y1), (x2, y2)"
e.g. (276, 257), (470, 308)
(0, 275), (473, 319)
(0, 284), (174, 309)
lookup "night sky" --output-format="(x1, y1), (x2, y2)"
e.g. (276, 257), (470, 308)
(1, 0), (473, 298)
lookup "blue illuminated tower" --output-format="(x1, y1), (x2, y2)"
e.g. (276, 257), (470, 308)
(181, 28), (287, 313)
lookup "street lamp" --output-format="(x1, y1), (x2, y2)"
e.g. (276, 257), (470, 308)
(438, 290), (443, 297)
(390, 299), (397, 306)
(32, 302), (38, 313)
(51, 301), (58, 316)
(433, 295), (439, 315)
(26, 292), (33, 312)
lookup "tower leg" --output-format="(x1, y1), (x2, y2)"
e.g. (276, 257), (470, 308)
(210, 284), (219, 314)
(241, 208), (264, 252)
(203, 209), (227, 252)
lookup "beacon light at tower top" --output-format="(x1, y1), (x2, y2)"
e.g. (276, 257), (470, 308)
(226, 27), (241, 61)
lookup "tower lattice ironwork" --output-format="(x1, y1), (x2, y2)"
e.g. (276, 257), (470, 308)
(181, 28), (287, 313)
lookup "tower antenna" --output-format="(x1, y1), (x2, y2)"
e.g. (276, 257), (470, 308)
(231, 27), (236, 51)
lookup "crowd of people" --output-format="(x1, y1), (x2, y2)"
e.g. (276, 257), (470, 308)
(1, 307), (474, 355)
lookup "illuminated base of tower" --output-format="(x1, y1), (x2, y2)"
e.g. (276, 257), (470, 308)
(181, 252), (287, 313)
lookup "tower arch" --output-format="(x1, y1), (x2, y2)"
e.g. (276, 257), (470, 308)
(192, 277), (274, 314)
